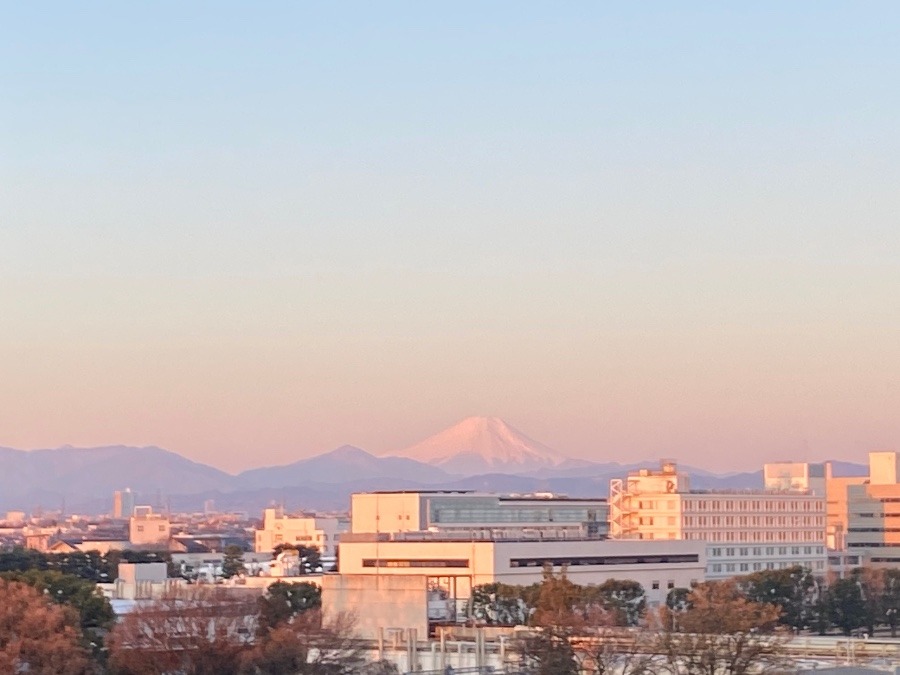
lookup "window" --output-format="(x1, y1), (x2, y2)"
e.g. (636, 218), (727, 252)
(652, 580), (660, 590)
(362, 559), (469, 568)
(509, 554), (700, 568)
(667, 580), (675, 589)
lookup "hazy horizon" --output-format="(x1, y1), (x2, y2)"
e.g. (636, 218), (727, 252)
(3, 4), (900, 473)
(0, 413), (882, 475)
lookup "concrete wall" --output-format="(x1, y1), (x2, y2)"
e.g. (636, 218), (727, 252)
(129, 513), (171, 547)
(351, 493), (426, 534)
(322, 573), (429, 640)
(869, 451), (900, 486)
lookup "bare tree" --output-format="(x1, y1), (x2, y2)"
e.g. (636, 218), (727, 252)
(653, 580), (787, 675)
(572, 627), (656, 675)
(242, 609), (365, 674)
(107, 585), (258, 675)
(0, 579), (93, 675)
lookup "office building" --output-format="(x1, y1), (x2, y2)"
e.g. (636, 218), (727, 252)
(842, 451), (900, 568)
(113, 488), (135, 519)
(350, 490), (608, 540)
(609, 461), (827, 579)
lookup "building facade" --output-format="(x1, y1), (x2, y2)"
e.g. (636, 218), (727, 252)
(350, 491), (608, 540)
(129, 506), (172, 548)
(609, 461), (827, 579)
(337, 533), (705, 610)
(843, 452), (900, 567)
(254, 507), (344, 557)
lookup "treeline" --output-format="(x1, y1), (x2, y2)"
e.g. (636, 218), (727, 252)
(0, 574), (399, 675)
(471, 565), (900, 637)
(0, 547), (175, 581)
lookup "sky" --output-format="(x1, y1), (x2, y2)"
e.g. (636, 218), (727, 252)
(2, 2), (900, 473)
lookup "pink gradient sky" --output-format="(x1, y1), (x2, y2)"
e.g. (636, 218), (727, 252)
(2, 4), (900, 473)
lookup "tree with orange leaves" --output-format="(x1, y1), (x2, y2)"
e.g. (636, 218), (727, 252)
(0, 579), (93, 675)
(655, 579), (787, 675)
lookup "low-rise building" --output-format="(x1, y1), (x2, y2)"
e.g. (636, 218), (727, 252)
(129, 506), (172, 548)
(254, 507), (344, 557)
(338, 532), (704, 613)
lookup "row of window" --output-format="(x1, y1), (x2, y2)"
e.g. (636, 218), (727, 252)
(685, 499), (821, 512)
(711, 560), (826, 573)
(681, 531), (822, 543)
(709, 546), (824, 557)
(361, 559), (469, 568)
(509, 554), (700, 568)
(683, 516), (822, 528)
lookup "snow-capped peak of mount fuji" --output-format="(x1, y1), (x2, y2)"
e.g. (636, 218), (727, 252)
(386, 416), (570, 475)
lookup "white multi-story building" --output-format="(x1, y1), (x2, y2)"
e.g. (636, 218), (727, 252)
(254, 507), (345, 557)
(609, 461), (827, 579)
(338, 533), (705, 610)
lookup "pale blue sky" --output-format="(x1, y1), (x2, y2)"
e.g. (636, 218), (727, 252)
(2, 3), (899, 471)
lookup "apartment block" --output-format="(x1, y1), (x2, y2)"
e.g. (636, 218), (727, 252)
(609, 461), (826, 579)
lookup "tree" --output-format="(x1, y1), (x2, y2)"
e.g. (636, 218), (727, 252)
(107, 585), (258, 675)
(241, 609), (365, 675)
(517, 570), (581, 675)
(882, 569), (900, 637)
(571, 620), (654, 675)
(1, 569), (115, 633)
(273, 543), (322, 574)
(518, 625), (579, 675)
(469, 582), (530, 625)
(221, 545), (247, 579)
(257, 581), (322, 636)
(589, 579), (646, 627)
(828, 575), (869, 636)
(740, 566), (817, 631)
(654, 580), (787, 675)
(0, 579), (93, 675)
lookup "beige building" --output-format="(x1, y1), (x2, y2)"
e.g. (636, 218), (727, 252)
(129, 506), (172, 548)
(826, 475), (868, 550)
(254, 507), (344, 557)
(350, 491), (608, 540)
(764, 462), (829, 496)
(338, 533), (705, 610)
(842, 451), (900, 568)
(609, 461), (827, 579)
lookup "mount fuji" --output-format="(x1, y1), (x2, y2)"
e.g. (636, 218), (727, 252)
(386, 416), (575, 475)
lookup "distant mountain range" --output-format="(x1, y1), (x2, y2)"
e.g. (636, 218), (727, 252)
(0, 417), (870, 514)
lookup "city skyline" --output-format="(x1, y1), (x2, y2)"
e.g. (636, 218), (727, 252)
(4, 3), (900, 472)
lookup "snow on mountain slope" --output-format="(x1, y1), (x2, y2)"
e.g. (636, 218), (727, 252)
(386, 416), (569, 475)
